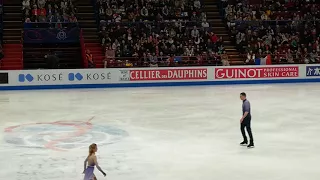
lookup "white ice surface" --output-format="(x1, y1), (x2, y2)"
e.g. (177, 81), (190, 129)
(0, 84), (319, 180)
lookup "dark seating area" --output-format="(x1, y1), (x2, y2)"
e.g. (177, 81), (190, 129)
(22, 22), (83, 69)
(0, 1), (3, 67)
(23, 43), (82, 69)
(0, 1), (3, 44)
(21, 0), (83, 69)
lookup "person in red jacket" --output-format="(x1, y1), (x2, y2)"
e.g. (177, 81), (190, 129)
(39, 7), (46, 22)
(39, 7), (46, 17)
(208, 32), (218, 44)
(32, 5), (39, 22)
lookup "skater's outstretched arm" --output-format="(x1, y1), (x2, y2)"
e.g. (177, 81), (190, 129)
(94, 155), (106, 176)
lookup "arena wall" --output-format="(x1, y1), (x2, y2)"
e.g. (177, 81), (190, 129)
(0, 65), (319, 90)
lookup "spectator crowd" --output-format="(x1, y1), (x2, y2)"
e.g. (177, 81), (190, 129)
(96, 0), (229, 67)
(20, 0), (320, 67)
(224, 0), (320, 64)
(97, 0), (204, 22)
(22, 0), (77, 25)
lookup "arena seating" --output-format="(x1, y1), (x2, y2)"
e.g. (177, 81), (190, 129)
(90, 0), (243, 67)
(204, 0), (241, 64)
(223, 0), (320, 64)
(75, 0), (104, 68)
(2, 0), (319, 70)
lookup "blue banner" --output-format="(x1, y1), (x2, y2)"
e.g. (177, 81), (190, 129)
(23, 27), (80, 43)
(306, 66), (320, 76)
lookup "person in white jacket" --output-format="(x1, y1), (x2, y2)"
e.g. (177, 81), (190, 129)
(22, 0), (30, 10)
(246, 51), (255, 63)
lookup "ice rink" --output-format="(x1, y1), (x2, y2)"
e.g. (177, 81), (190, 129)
(0, 83), (320, 180)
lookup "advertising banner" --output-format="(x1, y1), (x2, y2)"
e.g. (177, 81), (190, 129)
(306, 66), (320, 77)
(119, 68), (208, 81)
(2, 64), (320, 90)
(215, 66), (299, 79)
(10, 70), (112, 86)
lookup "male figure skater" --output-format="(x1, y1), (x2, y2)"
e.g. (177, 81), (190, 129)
(239, 92), (254, 148)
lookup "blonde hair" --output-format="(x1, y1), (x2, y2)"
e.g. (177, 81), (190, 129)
(89, 143), (97, 156)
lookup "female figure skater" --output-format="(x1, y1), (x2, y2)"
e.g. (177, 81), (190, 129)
(83, 143), (106, 180)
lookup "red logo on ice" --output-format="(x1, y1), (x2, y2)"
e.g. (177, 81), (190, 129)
(215, 66), (299, 79)
(130, 69), (207, 81)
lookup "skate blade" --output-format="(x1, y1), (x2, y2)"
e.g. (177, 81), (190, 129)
(240, 144), (248, 146)
(247, 146), (255, 149)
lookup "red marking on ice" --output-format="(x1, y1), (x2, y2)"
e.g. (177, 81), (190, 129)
(4, 116), (95, 152)
(4, 125), (21, 132)
(44, 116), (95, 151)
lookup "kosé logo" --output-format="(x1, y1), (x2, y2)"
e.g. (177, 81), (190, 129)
(19, 74), (34, 82)
(19, 73), (63, 82)
(68, 72), (111, 81)
(68, 73), (83, 81)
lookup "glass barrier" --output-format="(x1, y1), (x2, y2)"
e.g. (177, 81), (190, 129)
(103, 55), (223, 68)
(23, 23), (80, 44)
(23, 22), (79, 29)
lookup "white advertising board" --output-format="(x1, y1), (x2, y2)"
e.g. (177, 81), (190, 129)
(0, 65), (319, 90)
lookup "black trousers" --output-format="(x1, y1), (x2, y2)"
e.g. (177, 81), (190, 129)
(241, 115), (254, 143)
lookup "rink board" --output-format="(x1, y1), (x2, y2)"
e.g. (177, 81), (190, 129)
(0, 64), (319, 90)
